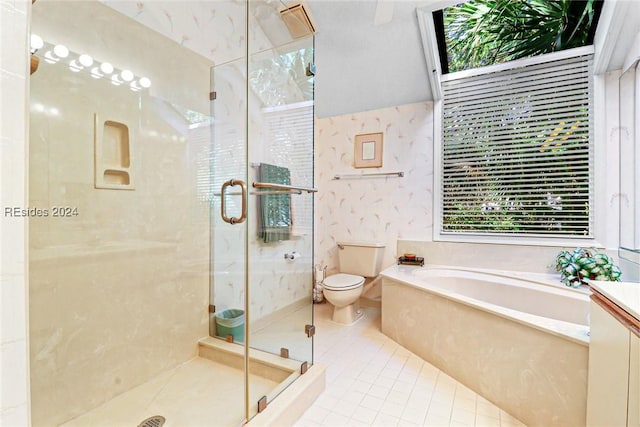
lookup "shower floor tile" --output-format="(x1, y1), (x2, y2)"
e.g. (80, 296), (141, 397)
(61, 357), (277, 427)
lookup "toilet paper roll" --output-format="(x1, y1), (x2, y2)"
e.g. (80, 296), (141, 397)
(315, 264), (325, 282)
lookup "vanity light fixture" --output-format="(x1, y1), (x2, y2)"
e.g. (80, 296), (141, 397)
(30, 34), (44, 53)
(70, 54), (93, 72)
(79, 54), (93, 67)
(91, 61), (115, 78)
(100, 62), (114, 74)
(33, 39), (151, 91)
(44, 43), (69, 63)
(54, 45), (69, 58)
(129, 76), (152, 91)
(120, 69), (134, 82)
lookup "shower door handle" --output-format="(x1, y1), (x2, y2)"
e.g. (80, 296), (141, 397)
(220, 179), (247, 224)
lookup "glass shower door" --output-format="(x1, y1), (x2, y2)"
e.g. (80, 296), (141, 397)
(210, 0), (315, 421)
(209, 53), (249, 424)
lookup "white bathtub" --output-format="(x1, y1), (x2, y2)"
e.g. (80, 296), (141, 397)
(381, 264), (590, 427)
(384, 265), (591, 344)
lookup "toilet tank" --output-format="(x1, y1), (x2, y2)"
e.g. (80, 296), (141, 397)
(337, 241), (385, 277)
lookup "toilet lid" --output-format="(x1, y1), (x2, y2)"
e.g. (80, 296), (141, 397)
(323, 273), (365, 291)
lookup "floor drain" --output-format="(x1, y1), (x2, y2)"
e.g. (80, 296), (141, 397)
(138, 415), (166, 427)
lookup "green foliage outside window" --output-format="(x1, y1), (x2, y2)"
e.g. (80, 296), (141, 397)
(443, 0), (602, 73)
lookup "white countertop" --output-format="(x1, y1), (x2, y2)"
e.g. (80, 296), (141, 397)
(590, 281), (640, 322)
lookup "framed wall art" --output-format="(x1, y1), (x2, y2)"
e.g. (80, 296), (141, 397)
(354, 132), (383, 168)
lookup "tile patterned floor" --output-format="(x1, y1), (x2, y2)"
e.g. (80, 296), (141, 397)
(295, 304), (527, 427)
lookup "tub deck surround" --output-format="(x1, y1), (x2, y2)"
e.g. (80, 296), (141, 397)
(590, 280), (640, 324)
(383, 265), (591, 345)
(380, 264), (589, 427)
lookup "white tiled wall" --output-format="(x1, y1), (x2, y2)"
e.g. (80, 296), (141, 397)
(314, 102), (434, 274)
(0, 0), (30, 425)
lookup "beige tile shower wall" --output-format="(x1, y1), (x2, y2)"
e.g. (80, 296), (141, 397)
(0, 0), (30, 425)
(32, 1), (208, 114)
(29, 2), (211, 426)
(314, 102), (434, 274)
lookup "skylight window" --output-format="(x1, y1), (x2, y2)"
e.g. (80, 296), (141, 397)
(434, 0), (604, 74)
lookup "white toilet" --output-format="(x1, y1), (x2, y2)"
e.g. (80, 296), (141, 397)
(322, 241), (385, 324)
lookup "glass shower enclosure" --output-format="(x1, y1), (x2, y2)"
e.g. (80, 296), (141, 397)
(208, 0), (317, 421)
(28, 0), (315, 425)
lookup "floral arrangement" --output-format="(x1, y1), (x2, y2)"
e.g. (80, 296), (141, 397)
(555, 248), (622, 287)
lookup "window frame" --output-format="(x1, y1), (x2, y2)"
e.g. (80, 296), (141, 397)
(417, 3), (608, 247)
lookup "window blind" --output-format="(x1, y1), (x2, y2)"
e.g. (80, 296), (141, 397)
(441, 52), (593, 237)
(263, 102), (314, 234)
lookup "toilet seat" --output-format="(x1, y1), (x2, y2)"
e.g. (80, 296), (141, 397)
(323, 273), (364, 291)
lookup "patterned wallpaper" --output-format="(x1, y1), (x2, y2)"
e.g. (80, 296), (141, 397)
(314, 102), (435, 275)
(103, 0), (289, 65)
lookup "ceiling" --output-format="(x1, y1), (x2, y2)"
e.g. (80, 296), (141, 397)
(305, 0), (438, 118)
(307, 0), (640, 118)
(103, 0), (640, 119)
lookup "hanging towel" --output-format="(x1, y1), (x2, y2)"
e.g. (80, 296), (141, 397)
(257, 163), (292, 243)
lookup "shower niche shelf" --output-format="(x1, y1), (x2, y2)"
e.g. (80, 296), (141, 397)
(94, 114), (134, 190)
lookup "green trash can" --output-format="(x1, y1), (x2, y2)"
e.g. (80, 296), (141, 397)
(215, 309), (245, 342)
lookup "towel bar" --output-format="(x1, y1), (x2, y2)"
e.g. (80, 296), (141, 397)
(252, 182), (318, 193)
(214, 190), (303, 196)
(332, 171), (404, 180)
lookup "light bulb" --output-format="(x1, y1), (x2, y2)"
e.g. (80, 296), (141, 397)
(53, 44), (69, 58)
(139, 77), (151, 88)
(111, 74), (122, 86)
(30, 34), (44, 52)
(120, 69), (134, 82)
(100, 62), (114, 74)
(69, 60), (82, 72)
(44, 50), (58, 64)
(78, 54), (93, 67)
(90, 66), (103, 79)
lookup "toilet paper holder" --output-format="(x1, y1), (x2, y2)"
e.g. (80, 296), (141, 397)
(284, 251), (300, 260)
